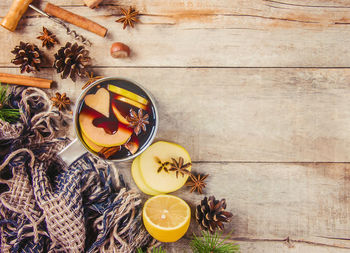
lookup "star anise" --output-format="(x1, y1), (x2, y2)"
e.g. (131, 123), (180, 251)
(169, 157), (192, 178)
(116, 6), (139, 29)
(37, 27), (58, 49)
(155, 157), (170, 173)
(82, 72), (104, 90)
(50, 92), (70, 111)
(186, 173), (209, 194)
(126, 109), (149, 135)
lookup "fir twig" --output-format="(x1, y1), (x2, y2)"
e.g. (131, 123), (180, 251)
(190, 230), (240, 253)
(0, 84), (20, 123)
(136, 246), (166, 253)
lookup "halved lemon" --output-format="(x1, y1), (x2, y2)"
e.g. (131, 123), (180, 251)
(142, 194), (191, 242)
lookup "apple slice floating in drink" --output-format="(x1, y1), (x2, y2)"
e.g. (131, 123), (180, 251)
(79, 108), (132, 147)
(84, 88), (110, 117)
(81, 132), (104, 152)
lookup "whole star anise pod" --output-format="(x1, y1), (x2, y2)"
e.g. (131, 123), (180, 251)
(116, 6), (139, 29)
(53, 42), (90, 82)
(169, 157), (192, 178)
(82, 72), (104, 89)
(51, 92), (70, 111)
(186, 173), (209, 194)
(155, 157), (170, 173)
(37, 27), (58, 49)
(11, 42), (42, 73)
(126, 109), (149, 135)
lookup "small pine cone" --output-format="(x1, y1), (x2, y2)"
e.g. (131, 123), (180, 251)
(11, 42), (42, 73)
(53, 42), (90, 82)
(195, 196), (233, 233)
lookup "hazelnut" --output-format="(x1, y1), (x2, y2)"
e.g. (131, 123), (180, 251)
(110, 42), (130, 58)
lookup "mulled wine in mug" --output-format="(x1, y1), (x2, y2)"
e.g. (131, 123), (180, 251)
(59, 77), (158, 165)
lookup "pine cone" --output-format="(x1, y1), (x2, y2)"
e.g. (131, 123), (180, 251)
(53, 42), (90, 82)
(195, 196), (233, 233)
(11, 42), (42, 73)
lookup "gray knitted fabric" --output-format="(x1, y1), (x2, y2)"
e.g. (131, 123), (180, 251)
(0, 87), (156, 252)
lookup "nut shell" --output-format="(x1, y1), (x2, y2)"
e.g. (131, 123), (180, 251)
(110, 42), (130, 58)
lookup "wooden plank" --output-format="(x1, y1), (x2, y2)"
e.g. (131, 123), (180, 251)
(2, 67), (350, 162)
(113, 161), (350, 251)
(165, 240), (350, 253)
(1, 1), (350, 67)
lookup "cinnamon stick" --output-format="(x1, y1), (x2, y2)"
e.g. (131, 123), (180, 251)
(0, 73), (52, 88)
(44, 3), (107, 37)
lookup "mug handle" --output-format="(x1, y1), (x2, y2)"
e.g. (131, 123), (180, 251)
(58, 138), (87, 166)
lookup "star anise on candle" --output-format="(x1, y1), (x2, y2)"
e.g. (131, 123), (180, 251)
(51, 92), (70, 111)
(37, 27), (58, 49)
(186, 173), (209, 194)
(116, 6), (139, 29)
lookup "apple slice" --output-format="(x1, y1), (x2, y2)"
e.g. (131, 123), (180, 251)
(108, 84), (149, 105)
(131, 157), (163, 195)
(139, 141), (191, 193)
(81, 132), (104, 152)
(79, 109), (132, 147)
(115, 95), (147, 111)
(111, 101), (130, 125)
(84, 88), (110, 118)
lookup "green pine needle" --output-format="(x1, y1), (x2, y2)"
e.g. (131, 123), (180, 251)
(190, 230), (240, 253)
(0, 84), (9, 105)
(0, 84), (20, 123)
(136, 246), (166, 253)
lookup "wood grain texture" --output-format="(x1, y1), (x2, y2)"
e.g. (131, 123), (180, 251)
(2, 67), (349, 162)
(0, 0), (350, 67)
(113, 161), (350, 251)
(1, 0), (349, 252)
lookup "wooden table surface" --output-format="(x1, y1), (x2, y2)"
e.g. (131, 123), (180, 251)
(1, 0), (350, 252)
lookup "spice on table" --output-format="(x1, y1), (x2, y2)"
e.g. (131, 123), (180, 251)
(82, 72), (104, 89)
(169, 157), (192, 178)
(126, 109), (149, 135)
(0, 73), (52, 89)
(53, 42), (91, 82)
(110, 42), (131, 58)
(116, 6), (139, 29)
(196, 196), (233, 233)
(11, 42), (42, 73)
(37, 27), (58, 49)
(51, 92), (71, 111)
(186, 173), (209, 194)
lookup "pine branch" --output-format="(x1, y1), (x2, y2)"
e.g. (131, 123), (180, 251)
(190, 230), (240, 253)
(0, 84), (20, 123)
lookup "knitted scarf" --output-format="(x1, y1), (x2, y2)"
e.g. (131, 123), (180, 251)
(0, 87), (156, 252)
